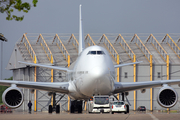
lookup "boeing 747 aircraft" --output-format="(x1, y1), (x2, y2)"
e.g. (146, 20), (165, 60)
(1, 5), (180, 113)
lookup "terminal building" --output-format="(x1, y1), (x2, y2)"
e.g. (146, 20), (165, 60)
(6, 33), (180, 112)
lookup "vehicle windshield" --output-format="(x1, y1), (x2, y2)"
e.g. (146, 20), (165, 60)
(94, 97), (109, 104)
(140, 106), (145, 108)
(113, 102), (124, 105)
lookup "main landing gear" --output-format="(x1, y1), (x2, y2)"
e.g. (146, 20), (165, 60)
(48, 93), (65, 114)
(70, 100), (83, 113)
(48, 93), (83, 114)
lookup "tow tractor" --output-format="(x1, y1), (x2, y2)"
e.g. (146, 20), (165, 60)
(87, 95), (110, 113)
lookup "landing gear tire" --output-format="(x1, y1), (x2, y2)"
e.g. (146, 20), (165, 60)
(111, 112), (114, 114)
(48, 105), (53, 113)
(56, 105), (60, 114)
(78, 105), (82, 113)
(70, 105), (75, 113)
(126, 104), (129, 113)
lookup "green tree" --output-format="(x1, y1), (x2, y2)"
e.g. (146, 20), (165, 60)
(0, 0), (38, 21)
(0, 76), (13, 104)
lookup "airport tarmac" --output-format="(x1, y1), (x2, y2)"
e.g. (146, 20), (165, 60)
(0, 111), (180, 120)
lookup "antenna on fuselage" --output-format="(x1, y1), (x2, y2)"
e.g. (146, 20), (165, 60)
(78, 4), (85, 55)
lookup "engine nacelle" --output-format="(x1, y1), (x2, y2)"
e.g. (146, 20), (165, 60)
(2, 87), (24, 109)
(157, 85), (178, 108)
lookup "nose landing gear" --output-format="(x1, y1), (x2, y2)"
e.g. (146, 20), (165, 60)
(48, 93), (65, 114)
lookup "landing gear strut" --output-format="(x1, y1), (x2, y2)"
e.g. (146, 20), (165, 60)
(48, 93), (65, 114)
(121, 93), (129, 114)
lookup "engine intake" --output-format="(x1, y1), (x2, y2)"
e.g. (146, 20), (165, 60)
(157, 85), (178, 108)
(2, 87), (24, 109)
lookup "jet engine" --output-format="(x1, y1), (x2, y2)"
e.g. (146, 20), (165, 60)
(157, 85), (178, 108)
(2, 86), (24, 109)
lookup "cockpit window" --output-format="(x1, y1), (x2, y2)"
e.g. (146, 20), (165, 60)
(87, 51), (96, 55)
(97, 51), (105, 54)
(87, 51), (105, 55)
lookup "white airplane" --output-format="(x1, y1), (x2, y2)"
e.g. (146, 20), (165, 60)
(1, 5), (180, 114)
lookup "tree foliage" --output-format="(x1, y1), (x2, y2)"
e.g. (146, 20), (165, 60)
(0, 0), (38, 21)
(0, 77), (13, 104)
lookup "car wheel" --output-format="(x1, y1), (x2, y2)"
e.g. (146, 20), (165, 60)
(126, 104), (129, 113)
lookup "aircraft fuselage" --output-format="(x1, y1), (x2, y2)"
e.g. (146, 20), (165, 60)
(68, 46), (115, 99)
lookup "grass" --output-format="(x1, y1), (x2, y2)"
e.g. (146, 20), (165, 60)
(160, 110), (180, 113)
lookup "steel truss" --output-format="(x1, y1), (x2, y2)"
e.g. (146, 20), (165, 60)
(8, 33), (180, 112)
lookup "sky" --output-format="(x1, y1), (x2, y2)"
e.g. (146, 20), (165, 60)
(0, 0), (180, 79)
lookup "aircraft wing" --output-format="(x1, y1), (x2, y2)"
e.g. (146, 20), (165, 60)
(19, 61), (69, 72)
(113, 79), (180, 94)
(0, 80), (69, 94)
(114, 61), (143, 68)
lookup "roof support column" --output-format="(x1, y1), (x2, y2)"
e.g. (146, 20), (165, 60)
(68, 55), (70, 67)
(68, 55), (71, 111)
(34, 66), (37, 112)
(133, 54), (136, 111)
(167, 55), (169, 111)
(117, 55), (120, 100)
(50, 55), (54, 106)
(167, 55), (169, 80)
(150, 55), (153, 111)
(50, 69), (54, 106)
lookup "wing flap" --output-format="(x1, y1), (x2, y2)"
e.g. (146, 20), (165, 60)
(0, 80), (69, 94)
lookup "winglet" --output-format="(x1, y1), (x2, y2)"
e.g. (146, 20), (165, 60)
(78, 4), (85, 55)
